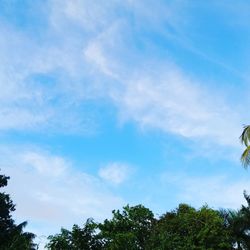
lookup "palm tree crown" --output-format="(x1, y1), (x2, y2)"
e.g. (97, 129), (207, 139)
(240, 125), (250, 168)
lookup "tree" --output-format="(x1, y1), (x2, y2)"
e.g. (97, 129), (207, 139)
(221, 209), (247, 250)
(46, 228), (72, 250)
(71, 219), (103, 249)
(47, 205), (155, 250)
(147, 204), (232, 250)
(219, 191), (250, 250)
(99, 205), (155, 250)
(46, 218), (102, 250)
(0, 171), (36, 250)
(240, 125), (250, 168)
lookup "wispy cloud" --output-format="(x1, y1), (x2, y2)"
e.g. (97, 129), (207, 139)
(160, 171), (250, 209)
(115, 67), (242, 147)
(0, 23), (96, 133)
(98, 162), (133, 185)
(0, 0), (245, 148)
(84, 31), (242, 148)
(21, 152), (68, 177)
(78, 2), (244, 149)
(1, 147), (124, 237)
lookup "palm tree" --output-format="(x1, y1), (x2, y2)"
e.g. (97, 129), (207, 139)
(240, 125), (250, 168)
(9, 221), (37, 250)
(221, 209), (246, 250)
(219, 192), (250, 249)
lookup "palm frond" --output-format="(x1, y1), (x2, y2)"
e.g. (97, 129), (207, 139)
(241, 146), (250, 168)
(240, 125), (250, 147)
(243, 190), (250, 208)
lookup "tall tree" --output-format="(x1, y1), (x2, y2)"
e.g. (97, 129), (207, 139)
(236, 191), (250, 248)
(147, 204), (232, 250)
(220, 191), (250, 250)
(99, 205), (155, 250)
(0, 171), (36, 250)
(46, 218), (102, 250)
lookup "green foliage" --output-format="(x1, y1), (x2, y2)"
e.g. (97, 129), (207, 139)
(48, 203), (245, 250)
(240, 125), (250, 147)
(221, 209), (248, 250)
(0, 171), (36, 250)
(47, 205), (155, 250)
(147, 204), (231, 250)
(240, 125), (250, 168)
(231, 191), (250, 249)
(70, 220), (103, 249)
(99, 205), (155, 250)
(46, 218), (102, 250)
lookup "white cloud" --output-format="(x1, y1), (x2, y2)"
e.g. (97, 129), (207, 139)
(78, 3), (243, 149)
(108, 65), (242, 148)
(98, 162), (132, 185)
(161, 171), (250, 209)
(0, 23), (94, 133)
(21, 152), (68, 177)
(0, 0), (245, 148)
(84, 36), (118, 78)
(0, 147), (124, 238)
(49, 0), (119, 32)
(0, 0), (129, 134)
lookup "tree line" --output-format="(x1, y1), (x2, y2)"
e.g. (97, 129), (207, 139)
(2, 171), (250, 249)
(45, 194), (250, 250)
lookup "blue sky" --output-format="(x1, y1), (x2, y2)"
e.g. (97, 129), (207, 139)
(1, 0), (250, 247)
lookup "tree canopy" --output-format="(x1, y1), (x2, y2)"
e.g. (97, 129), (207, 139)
(147, 204), (231, 250)
(46, 201), (250, 250)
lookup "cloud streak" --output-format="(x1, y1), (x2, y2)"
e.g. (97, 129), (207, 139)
(0, 0), (245, 150)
